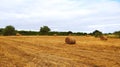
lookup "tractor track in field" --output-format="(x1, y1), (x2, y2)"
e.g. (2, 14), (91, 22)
(0, 36), (120, 67)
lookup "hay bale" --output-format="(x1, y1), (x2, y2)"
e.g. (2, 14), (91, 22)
(65, 37), (76, 44)
(68, 34), (72, 36)
(86, 35), (91, 37)
(100, 36), (108, 40)
(53, 34), (57, 36)
(16, 33), (22, 36)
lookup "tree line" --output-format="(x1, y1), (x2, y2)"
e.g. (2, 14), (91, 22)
(0, 25), (120, 38)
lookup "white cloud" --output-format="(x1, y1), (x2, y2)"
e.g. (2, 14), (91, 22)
(88, 24), (120, 28)
(0, 0), (120, 33)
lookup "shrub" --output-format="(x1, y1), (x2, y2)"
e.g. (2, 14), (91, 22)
(3, 25), (16, 36)
(92, 30), (103, 37)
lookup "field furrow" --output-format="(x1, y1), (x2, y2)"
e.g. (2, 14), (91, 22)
(0, 36), (120, 67)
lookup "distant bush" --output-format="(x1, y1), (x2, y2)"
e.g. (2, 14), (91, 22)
(3, 25), (16, 36)
(18, 30), (39, 35)
(0, 28), (4, 35)
(40, 26), (51, 35)
(67, 31), (73, 35)
(47, 32), (68, 36)
(114, 31), (120, 38)
(92, 30), (103, 37)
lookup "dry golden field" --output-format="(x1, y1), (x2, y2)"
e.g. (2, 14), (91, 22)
(0, 36), (120, 67)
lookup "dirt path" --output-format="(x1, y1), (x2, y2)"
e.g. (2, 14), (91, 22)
(0, 36), (120, 67)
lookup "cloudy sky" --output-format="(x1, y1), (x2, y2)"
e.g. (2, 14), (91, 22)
(0, 0), (120, 33)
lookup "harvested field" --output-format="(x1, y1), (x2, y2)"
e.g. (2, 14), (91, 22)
(0, 36), (120, 67)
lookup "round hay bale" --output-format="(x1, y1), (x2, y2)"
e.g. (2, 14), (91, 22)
(68, 34), (72, 36)
(53, 34), (57, 36)
(16, 33), (22, 36)
(65, 37), (76, 44)
(86, 35), (91, 37)
(100, 36), (108, 40)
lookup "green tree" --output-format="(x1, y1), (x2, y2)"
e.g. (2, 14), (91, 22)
(0, 28), (4, 35)
(92, 30), (103, 37)
(67, 31), (73, 35)
(40, 26), (50, 35)
(3, 25), (16, 36)
(114, 31), (120, 38)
